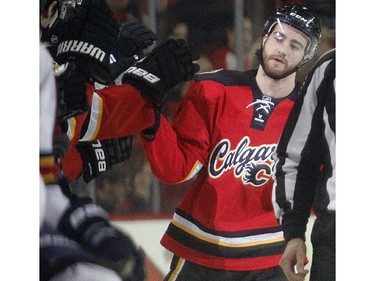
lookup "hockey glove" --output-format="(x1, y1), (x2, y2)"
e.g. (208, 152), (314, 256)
(58, 195), (145, 280)
(117, 20), (157, 57)
(40, 224), (94, 281)
(110, 20), (157, 81)
(42, 0), (119, 48)
(48, 0), (121, 84)
(76, 136), (134, 183)
(55, 61), (89, 121)
(122, 38), (200, 107)
(110, 55), (140, 83)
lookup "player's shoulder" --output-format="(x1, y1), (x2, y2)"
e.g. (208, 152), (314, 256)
(194, 69), (254, 87)
(312, 48), (335, 71)
(319, 48), (335, 62)
(305, 48), (335, 85)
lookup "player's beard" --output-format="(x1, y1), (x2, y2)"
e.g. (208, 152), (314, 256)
(262, 52), (300, 80)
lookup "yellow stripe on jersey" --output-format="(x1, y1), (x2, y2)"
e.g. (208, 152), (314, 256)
(178, 160), (203, 183)
(40, 155), (59, 184)
(66, 117), (76, 141)
(80, 92), (103, 141)
(167, 257), (185, 281)
(40, 155), (55, 167)
(171, 213), (284, 248)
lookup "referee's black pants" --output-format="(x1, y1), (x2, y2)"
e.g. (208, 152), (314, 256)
(310, 211), (335, 281)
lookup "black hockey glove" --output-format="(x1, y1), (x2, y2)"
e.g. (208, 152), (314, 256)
(58, 195), (146, 281)
(55, 61), (89, 121)
(117, 20), (157, 57)
(122, 38), (200, 107)
(110, 20), (157, 81)
(110, 54), (140, 83)
(76, 136), (134, 183)
(43, 0), (119, 48)
(48, 0), (121, 84)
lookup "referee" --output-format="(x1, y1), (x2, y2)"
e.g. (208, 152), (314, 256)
(273, 48), (336, 281)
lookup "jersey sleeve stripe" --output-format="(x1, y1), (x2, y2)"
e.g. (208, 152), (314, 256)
(80, 92), (103, 141)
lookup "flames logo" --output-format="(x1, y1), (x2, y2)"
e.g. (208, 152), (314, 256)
(243, 162), (272, 186)
(209, 137), (276, 187)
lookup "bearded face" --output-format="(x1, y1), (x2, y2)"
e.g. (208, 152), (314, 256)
(261, 22), (309, 79)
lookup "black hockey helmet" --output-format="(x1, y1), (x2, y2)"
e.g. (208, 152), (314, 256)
(262, 4), (321, 59)
(40, 0), (79, 44)
(255, 4), (322, 79)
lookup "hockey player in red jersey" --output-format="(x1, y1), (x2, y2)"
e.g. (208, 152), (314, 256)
(139, 5), (322, 281)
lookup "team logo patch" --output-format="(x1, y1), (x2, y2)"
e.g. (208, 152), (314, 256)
(209, 136), (276, 187)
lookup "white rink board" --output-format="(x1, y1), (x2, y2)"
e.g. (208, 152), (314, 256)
(111, 219), (173, 275)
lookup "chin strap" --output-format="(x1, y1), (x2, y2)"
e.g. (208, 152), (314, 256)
(256, 47), (308, 80)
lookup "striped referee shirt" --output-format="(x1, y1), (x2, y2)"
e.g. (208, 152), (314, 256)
(273, 49), (336, 242)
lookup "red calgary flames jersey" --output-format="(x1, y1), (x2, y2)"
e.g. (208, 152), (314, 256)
(142, 69), (300, 271)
